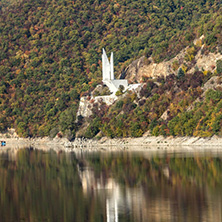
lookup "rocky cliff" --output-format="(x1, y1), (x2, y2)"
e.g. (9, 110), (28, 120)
(123, 36), (222, 82)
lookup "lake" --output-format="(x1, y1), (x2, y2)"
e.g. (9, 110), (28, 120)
(0, 147), (222, 222)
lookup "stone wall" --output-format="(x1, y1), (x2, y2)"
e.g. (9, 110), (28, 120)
(111, 79), (128, 90)
(102, 79), (129, 93)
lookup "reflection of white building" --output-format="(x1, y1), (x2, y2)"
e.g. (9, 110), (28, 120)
(106, 186), (120, 222)
(77, 163), (173, 222)
(77, 163), (128, 222)
(77, 161), (191, 222)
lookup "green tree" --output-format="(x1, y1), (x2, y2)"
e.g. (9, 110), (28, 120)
(177, 68), (185, 79)
(216, 59), (222, 74)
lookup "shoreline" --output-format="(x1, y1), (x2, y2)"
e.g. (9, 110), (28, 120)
(1, 135), (222, 152)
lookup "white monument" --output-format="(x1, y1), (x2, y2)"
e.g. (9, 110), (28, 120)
(102, 48), (114, 81)
(102, 48), (128, 93)
(76, 49), (142, 118)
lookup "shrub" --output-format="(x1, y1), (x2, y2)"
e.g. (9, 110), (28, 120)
(205, 89), (222, 103)
(115, 85), (125, 96)
(115, 100), (124, 109)
(172, 60), (179, 71)
(177, 68), (185, 79)
(216, 59), (222, 74)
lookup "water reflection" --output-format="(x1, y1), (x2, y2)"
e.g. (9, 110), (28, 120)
(77, 149), (222, 222)
(0, 148), (222, 221)
(78, 162), (126, 222)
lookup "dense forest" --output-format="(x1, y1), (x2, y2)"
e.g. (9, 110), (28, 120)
(0, 0), (222, 138)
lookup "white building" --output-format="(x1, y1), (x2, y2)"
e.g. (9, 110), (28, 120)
(102, 48), (128, 93)
(76, 49), (142, 118)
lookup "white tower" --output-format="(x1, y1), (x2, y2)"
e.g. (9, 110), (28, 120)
(102, 48), (114, 81)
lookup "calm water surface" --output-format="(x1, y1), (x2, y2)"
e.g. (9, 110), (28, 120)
(0, 147), (222, 222)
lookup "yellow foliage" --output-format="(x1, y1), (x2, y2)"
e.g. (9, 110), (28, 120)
(174, 124), (182, 136)
(187, 46), (196, 55)
(15, 69), (21, 75)
(194, 130), (212, 137)
(169, 103), (181, 116)
(184, 47), (197, 62)
(130, 93), (137, 102)
(203, 70), (210, 76)
(152, 126), (159, 136)
(135, 129), (143, 137)
(172, 60), (179, 71)
(195, 39), (203, 47)
(181, 64), (188, 72)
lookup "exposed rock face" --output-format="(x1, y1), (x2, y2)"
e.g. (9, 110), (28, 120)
(188, 51), (222, 74)
(123, 48), (188, 82)
(0, 128), (19, 138)
(76, 94), (118, 118)
(77, 82), (143, 120)
(123, 39), (222, 82)
(120, 56), (149, 81)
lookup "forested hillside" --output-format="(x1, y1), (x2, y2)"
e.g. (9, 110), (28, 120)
(0, 0), (222, 138)
(83, 72), (222, 138)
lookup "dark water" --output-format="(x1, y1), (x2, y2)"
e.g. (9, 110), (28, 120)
(0, 148), (222, 222)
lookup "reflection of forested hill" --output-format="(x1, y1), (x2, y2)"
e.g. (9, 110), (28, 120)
(1, 149), (221, 221)
(84, 151), (222, 222)
(87, 152), (222, 188)
(0, 0), (222, 137)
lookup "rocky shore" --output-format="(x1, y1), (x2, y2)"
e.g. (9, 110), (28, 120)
(1, 132), (222, 152)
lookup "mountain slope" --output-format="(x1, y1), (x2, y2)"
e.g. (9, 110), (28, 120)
(80, 72), (222, 138)
(0, 0), (222, 137)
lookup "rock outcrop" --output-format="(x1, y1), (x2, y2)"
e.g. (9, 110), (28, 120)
(123, 36), (222, 82)
(76, 94), (118, 118)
